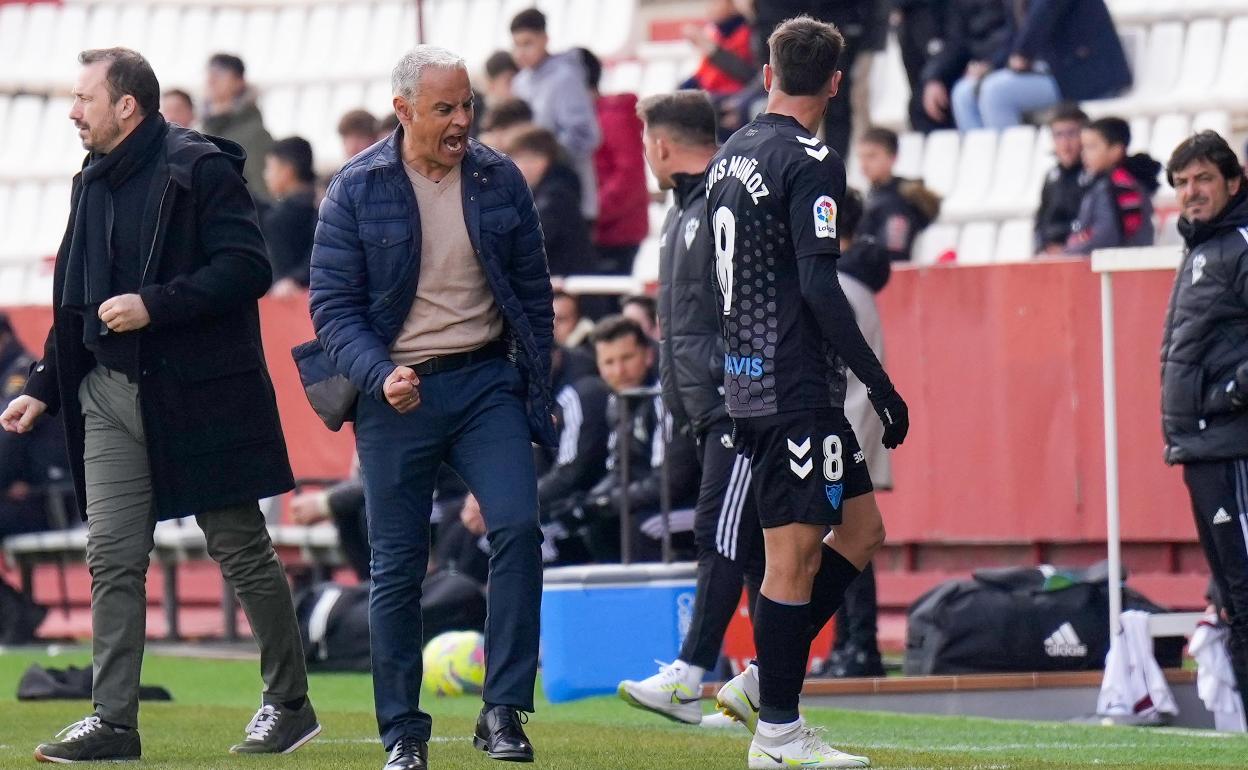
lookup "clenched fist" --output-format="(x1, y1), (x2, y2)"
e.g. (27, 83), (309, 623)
(383, 366), (422, 414)
(98, 294), (151, 333)
(1, 395), (48, 434)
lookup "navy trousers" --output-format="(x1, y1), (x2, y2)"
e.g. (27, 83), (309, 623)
(355, 356), (542, 748)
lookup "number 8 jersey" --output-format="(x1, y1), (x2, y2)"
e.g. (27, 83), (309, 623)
(705, 112), (848, 419)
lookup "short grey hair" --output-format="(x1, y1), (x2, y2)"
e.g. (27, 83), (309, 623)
(391, 45), (467, 100)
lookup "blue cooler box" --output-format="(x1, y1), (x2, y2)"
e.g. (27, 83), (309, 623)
(541, 562), (698, 703)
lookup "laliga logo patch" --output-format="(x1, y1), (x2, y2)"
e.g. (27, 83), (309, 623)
(1192, 253), (1206, 285)
(826, 483), (844, 509)
(684, 218), (699, 249)
(813, 195), (837, 239)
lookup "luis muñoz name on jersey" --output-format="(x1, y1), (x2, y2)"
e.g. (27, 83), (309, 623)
(705, 154), (770, 204)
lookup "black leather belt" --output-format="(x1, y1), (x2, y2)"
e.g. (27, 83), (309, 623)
(410, 339), (506, 376)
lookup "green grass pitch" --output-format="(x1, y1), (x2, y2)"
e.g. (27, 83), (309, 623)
(0, 649), (1245, 768)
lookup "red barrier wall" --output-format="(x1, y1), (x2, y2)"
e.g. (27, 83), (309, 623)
(3, 258), (1193, 546)
(875, 258), (1189, 545)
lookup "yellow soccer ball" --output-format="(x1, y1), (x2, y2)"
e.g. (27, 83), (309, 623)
(422, 631), (486, 696)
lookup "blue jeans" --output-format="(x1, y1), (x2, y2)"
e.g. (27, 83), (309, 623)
(355, 355), (542, 748)
(951, 69), (1061, 130)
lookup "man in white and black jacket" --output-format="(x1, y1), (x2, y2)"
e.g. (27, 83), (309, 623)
(616, 91), (766, 725)
(1162, 130), (1248, 718)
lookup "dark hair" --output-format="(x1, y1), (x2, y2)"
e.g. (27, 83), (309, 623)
(621, 294), (657, 327)
(337, 109), (378, 138)
(591, 314), (648, 349)
(207, 52), (246, 78)
(510, 8), (547, 34)
(839, 188), (864, 241)
(1086, 117), (1130, 149)
(767, 16), (844, 96)
(1048, 102), (1088, 127)
(636, 90), (717, 148)
(482, 98), (534, 132)
(379, 112), (400, 134)
(1166, 130), (1246, 187)
(859, 126), (898, 156)
(162, 88), (193, 111)
(0, 312), (11, 337)
(78, 48), (160, 117)
(485, 50), (518, 79)
(505, 125), (559, 161)
(268, 136), (316, 183)
(576, 47), (602, 90)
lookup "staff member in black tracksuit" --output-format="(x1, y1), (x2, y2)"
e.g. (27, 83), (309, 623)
(616, 91), (766, 725)
(1161, 130), (1248, 718)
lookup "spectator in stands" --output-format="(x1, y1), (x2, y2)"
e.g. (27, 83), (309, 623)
(1065, 118), (1159, 256)
(752, 1), (877, 158)
(288, 470), (370, 582)
(679, 0), (756, 98)
(505, 125), (594, 277)
(484, 50), (518, 104)
(202, 54), (275, 201)
(893, 0), (953, 132)
(552, 290), (597, 390)
(857, 127), (940, 263)
(338, 109), (379, 162)
(563, 316), (700, 563)
(535, 367), (612, 565)
(261, 137), (318, 297)
(621, 294), (659, 342)
(1034, 104), (1088, 255)
(577, 48), (649, 277)
(0, 314), (69, 540)
(1160, 130), (1248, 723)
(378, 112), (400, 137)
(823, 189), (889, 678)
(477, 96), (534, 149)
(1, 48), (316, 762)
(510, 7), (601, 221)
(950, 0), (1131, 130)
(159, 88), (194, 128)
(919, 0), (1010, 129)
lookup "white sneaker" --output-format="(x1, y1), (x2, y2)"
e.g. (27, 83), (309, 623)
(700, 711), (744, 730)
(748, 725), (869, 769)
(715, 662), (760, 733)
(617, 660), (703, 724)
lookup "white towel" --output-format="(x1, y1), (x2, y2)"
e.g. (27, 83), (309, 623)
(1097, 610), (1178, 718)
(1189, 614), (1247, 732)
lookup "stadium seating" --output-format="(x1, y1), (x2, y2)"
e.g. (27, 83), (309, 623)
(0, 1), (1245, 281)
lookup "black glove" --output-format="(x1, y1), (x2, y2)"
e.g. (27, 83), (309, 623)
(730, 419), (755, 458)
(1232, 362), (1248, 410)
(869, 385), (909, 449)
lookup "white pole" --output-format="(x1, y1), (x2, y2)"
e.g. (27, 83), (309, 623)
(1101, 272), (1123, 636)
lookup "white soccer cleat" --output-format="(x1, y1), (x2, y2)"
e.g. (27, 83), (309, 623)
(617, 660), (703, 724)
(747, 725), (870, 769)
(700, 711), (744, 730)
(715, 662), (760, 733)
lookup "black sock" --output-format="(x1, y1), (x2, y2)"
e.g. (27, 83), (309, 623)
(753, 594), (811, 724)
(806, 544), (862, 643)
(281, 696), (307, 711)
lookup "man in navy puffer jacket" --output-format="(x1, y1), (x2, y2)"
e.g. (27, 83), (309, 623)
(309, 45), (555, 770)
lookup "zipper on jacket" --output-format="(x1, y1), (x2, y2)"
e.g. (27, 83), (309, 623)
(140, 179), (173, 287)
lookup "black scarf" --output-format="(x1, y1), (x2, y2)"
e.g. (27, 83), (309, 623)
(62, 111), (167, 344)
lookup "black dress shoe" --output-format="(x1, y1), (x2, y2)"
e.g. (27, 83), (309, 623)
(384, 736), (428, 770)
(473, 705), (534, 762)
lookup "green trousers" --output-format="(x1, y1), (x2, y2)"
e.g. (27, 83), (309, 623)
(79, 366), (308, 727)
